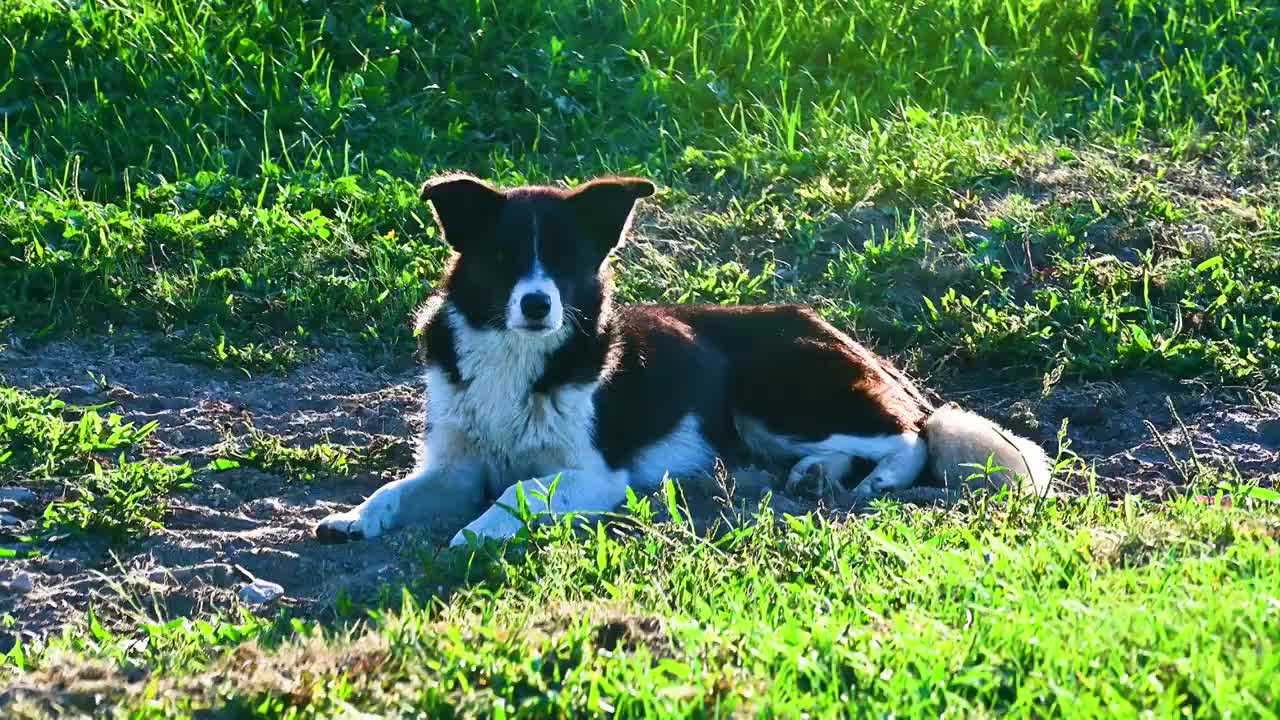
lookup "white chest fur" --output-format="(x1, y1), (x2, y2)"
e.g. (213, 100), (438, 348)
(422, 309), (604, 481)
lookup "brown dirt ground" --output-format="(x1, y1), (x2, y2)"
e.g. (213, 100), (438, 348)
(1, 333), (1277, 645)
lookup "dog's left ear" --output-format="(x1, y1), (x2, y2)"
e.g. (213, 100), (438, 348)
(569, 177), (656, 255)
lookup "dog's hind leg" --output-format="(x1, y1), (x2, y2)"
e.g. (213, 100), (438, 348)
(315, 460), (489, 543)
(739, 416), (925, 498)
(846, 433), (929, 501)
(449, 467), (631, 547)
(721, 309), (933, 500)
(786, 453), (857, 497)
(782, 432), (927, 499)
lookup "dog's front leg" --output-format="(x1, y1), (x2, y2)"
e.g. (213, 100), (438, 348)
(449, 468), (630, 547)
(315, 459), (489, 542)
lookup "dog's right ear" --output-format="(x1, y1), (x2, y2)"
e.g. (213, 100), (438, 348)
(420, 173), (504, 251)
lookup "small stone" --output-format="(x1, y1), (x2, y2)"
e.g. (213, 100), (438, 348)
(0, 488), (36, 507)
(107, 386), (137, 401)
(239, 578), (284, 605)
(201, 482), (240, 509)
(4, 573), (34, 594)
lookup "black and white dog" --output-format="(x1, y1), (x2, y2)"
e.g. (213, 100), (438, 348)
(315, 174), (1050, 546)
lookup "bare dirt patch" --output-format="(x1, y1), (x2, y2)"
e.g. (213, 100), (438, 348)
(0, 334), (436, 644)
(1, 333), (1277, 644)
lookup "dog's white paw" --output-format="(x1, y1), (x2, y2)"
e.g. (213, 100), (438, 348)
(848, 477), (881, 502)
(848, 472), (906, 503)
(315, 486), (405, 543)
(314, 507), (387, 543)
(448, 506), (525, 548)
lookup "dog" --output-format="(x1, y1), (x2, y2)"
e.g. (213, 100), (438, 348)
(314, 173), (1051, 546)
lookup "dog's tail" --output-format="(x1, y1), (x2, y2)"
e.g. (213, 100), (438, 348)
(922, 405), (1053, 497)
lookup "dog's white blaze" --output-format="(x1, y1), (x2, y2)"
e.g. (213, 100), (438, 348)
(506, 265), (563, 331)
(629, 413), (717, 490)
(506, 214), (564, 332)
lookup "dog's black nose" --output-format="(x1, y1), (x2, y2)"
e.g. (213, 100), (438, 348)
(520, 292), (552, 321)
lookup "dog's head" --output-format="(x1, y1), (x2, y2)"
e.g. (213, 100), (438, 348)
(421, 173), (654, 336)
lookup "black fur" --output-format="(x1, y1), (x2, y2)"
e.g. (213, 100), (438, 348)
(591, 307), (737, 470)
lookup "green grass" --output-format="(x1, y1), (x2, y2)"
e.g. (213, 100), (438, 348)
(0, 385), (193, 543)
(212, 422), (380, 483)
(2, 0), (1278, 380)
(4, 0), (1280, 716)
(40, 457), (193, 541)
(0, 386), (157, 482)
(4, 484), (1279, 717)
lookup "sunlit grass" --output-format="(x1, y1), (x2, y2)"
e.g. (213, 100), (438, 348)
(2, 0), (1278, 379)
(5, 483), (1279, 717)
(2, 1), (1280, 716)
